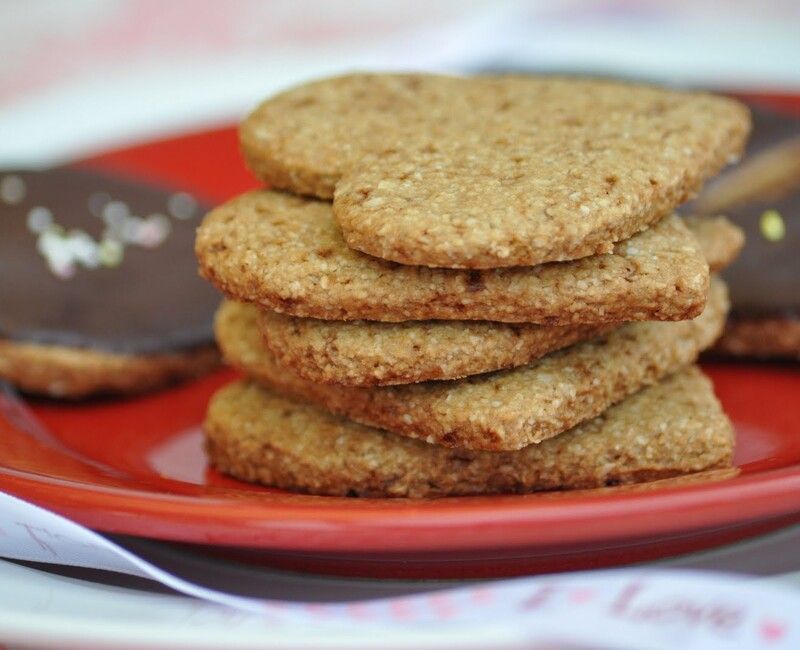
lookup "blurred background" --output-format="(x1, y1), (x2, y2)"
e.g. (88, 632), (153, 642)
(2, 0), (799, 166)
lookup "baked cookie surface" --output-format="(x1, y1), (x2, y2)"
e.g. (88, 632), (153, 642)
(713, 319), (800, 360)
(204, 367), (734, 497)
(682, 215), (745, 271)
(241, 73), (749, 268)
(197, 191), (709, 325)
(258, 216), (741, 386)
(261, 314), (612, 387)
(0, 339), (219, 399)
(217, 278), (728, 451)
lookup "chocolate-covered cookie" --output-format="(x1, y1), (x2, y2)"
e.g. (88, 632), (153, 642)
(0, 167), (220, 397)
(693, 106), (800, 359)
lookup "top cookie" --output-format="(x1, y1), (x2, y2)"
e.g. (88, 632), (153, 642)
(241, 73), (750, 268)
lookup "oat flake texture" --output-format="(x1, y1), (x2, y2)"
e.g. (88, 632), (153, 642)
(215, 278), (728, 451)
(240, 73), (750, 268)
(256, 216), (741, 386)
(204, 367), (734, 497)
(196, 191), (711, 325)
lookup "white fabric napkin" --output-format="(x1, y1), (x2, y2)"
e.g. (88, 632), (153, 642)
(1, 490), (800, 649)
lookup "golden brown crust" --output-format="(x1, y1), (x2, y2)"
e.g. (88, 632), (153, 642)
(197, 191), (709, 325)
(260, 313), (614, 387)
(216, 278), (728, 451)
(204, 367), (734, 497)
(712, 318), (800, 359)
(257, 216), (740, 387)
(241, 73), (749, 268)
(0, 339), (220, 399)
(682, 215), (745, 272)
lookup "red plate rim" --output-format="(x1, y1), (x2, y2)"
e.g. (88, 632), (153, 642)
(2, 462), (800, 553)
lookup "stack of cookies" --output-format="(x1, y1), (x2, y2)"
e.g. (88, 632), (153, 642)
(196, 74), (750, 497)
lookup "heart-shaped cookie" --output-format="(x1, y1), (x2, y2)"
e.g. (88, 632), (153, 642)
(241, 74), (750, 268)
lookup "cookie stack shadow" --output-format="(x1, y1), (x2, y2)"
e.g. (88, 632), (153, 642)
(196, 74), (751, 498)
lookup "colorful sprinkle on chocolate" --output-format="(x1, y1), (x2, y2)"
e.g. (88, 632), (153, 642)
(760, 209), (786, 242)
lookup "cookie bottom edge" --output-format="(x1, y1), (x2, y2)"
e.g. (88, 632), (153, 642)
(0, 339), (220, 399)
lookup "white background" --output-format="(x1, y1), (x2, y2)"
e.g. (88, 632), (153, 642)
(1, 0), (799, 164)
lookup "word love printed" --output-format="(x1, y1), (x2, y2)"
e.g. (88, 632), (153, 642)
(0, 491), (797, 649)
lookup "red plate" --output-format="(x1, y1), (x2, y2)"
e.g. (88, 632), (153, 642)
(1, 100), (800, 580)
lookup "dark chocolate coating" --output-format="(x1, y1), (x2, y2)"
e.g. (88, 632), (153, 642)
(724, 194), (799, 318)
(692, 106), (800, 319)
(0, 167), (220, 354)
